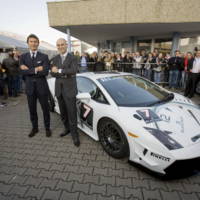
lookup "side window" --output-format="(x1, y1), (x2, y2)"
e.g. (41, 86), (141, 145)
(77, 77), (108, 104)
(77, 77), (97, 97)
(93, 88), (108, 104)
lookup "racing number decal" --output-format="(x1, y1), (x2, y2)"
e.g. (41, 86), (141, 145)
(83, 104), (91, 118)
(136, 109), (161, 124)
(80, 103), (93, 129)
(143, 109), (150, 118)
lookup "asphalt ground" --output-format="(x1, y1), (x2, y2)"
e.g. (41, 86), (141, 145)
(0, 93), (199, 200)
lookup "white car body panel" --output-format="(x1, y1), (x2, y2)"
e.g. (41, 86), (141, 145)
(47, 72), (200, 174)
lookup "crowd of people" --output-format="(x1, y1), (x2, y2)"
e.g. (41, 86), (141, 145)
(76, 48), (200, 97)
(0, 47), (200, 106)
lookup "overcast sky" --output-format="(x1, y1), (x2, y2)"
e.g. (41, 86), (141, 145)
(0, 0), (70, 45)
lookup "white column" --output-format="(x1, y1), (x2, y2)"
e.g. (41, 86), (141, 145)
(106, 40), (111, 50)
(151, 39), (155, 52)
(130, 37), (138, 52)
(110, 41), (115, 52)
(97, 42), (101, 53)
(171, 32), (181, 56)
(66, 27), (72, 53)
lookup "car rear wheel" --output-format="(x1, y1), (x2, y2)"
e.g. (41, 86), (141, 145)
(98, 118), (129, 159)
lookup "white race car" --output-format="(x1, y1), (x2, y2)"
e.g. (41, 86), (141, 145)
(47, 72), (200, 175)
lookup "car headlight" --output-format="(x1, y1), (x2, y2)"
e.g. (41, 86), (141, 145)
(144, 127), (183, 150)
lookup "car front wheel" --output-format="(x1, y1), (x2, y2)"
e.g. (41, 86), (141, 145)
(98, 118), (129, 159)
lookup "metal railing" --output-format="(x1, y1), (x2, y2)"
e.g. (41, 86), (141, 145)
(78, 62), (169, 85)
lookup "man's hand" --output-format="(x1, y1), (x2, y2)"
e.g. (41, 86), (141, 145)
(0, 66), (5, 73)
(35, 66), (43, 72)
(51, 66), (58, 73)
(20, 65), (29, 70)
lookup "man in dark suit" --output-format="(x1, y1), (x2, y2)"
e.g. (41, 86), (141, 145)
(51, 38), (80, 147)
(20, 34), (51, 137)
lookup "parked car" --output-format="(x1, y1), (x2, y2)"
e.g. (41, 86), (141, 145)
(48, 72), (200, 175)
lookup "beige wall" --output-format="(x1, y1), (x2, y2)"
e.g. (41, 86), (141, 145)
(47, 0), (200, 27)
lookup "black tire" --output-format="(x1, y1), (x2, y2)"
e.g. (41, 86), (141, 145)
(98, 118), (129, 159)
(48, 91), (55, 112)
(196, 80), (200, 95)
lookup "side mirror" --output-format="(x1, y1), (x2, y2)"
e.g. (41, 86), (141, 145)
(76, 92), (91, 103)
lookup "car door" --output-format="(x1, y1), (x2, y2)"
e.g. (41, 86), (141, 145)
(76, 76), (109, 140)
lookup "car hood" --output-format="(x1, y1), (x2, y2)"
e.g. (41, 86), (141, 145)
(120, 93), (200, 148)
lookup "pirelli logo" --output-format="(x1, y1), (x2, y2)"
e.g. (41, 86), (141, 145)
(150, 152), (170, 162)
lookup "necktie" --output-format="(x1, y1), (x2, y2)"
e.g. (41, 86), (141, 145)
(32, 52), (35, 60)
(61, 55), (65, 64)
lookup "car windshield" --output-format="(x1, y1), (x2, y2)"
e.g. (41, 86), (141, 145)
(98, 75), (171, 107)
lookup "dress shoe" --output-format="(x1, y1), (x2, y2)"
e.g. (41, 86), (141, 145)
(60, 130), (70, 137)
(29, 128), (39, 138)
(73, 138), (80, 147)
(46, 129), (52, 137)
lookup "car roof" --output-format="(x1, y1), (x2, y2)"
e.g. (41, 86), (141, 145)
(77, 71), (136, 80)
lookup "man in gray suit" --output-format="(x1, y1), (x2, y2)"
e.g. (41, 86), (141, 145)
(51, 38), (80, 147)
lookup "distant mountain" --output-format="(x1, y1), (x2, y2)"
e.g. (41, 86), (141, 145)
(0, 31), (26, 42)
(40, 41), (57, 50)
(0, 31), (56, 51)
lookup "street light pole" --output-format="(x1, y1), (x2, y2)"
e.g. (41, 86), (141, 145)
(66, 27), (72, 53)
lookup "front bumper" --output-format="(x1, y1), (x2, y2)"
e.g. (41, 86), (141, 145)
(164, 157), (200, 174)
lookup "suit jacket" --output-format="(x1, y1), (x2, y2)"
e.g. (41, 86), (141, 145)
(50, 53), (78, 98)
(168, 56), (184, 71)
(19, 51), (50, 95)
(2, 56), (19, 76)
(187, 58), (194, 71)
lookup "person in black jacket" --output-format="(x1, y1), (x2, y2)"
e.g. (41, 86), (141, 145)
(94, 57), (105, 72)
(168, 50), (184, 89)
(20, 34), (51, 137)
(51, 38), (80, 147)
(0, 62), (8, 100)
(123, 52), (133, 72)
(2, 50), (19, 97)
